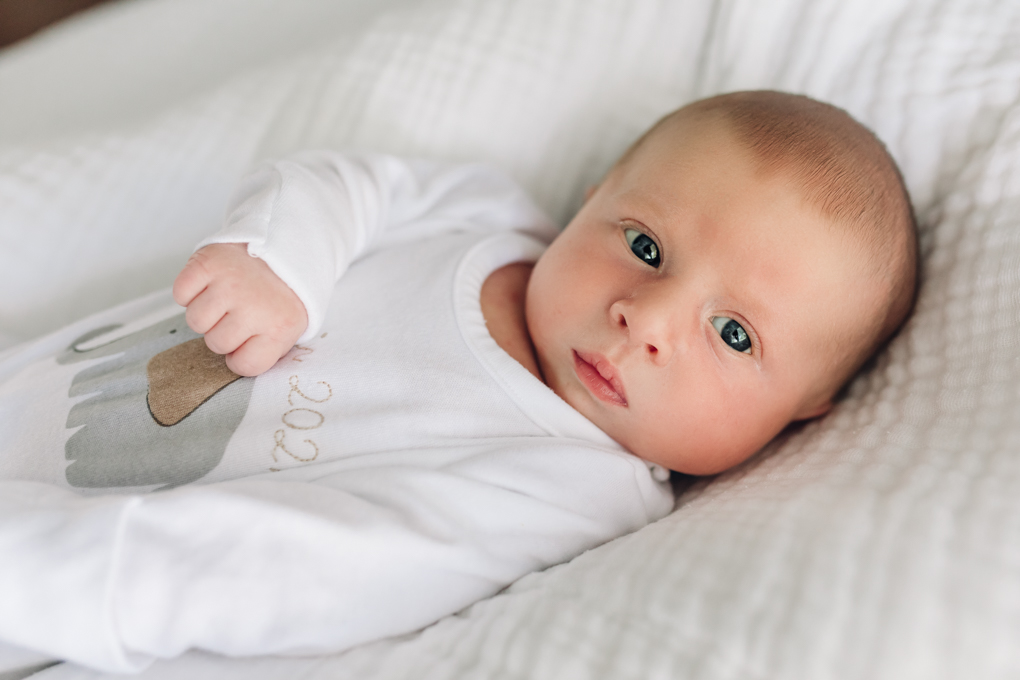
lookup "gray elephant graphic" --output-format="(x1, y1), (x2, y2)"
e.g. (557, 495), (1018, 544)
(57, 313), (254, 490)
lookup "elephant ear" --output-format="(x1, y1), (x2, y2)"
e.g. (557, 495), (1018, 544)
(147, 338), (243, 426)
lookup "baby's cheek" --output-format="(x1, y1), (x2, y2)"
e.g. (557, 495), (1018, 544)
(710, 396), (796, 472)
(636, 381), (756, 474)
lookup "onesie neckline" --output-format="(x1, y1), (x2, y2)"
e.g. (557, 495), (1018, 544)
(453, 232), (628, 450)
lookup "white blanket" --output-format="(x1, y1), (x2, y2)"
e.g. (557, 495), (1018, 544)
(1, 0), (1019, 677)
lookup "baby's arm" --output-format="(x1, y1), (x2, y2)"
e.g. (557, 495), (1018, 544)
(172, 243), (308, 377)
(182, 152), (557, 376)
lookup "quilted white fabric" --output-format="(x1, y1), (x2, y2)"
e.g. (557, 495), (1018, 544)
(1, 0), (1019, 678)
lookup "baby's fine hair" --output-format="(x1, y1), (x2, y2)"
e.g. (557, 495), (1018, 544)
(624, 90), (919, 395)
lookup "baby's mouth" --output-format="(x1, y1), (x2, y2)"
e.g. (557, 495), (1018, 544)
(573, 350), (627, 406)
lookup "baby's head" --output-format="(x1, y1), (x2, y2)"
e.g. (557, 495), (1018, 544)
(526, 90), (917, 474)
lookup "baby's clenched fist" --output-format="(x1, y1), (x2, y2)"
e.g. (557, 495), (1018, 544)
(172, 243), (308, 377)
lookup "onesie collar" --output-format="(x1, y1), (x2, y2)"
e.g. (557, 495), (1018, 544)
(455, 233), (630, 450)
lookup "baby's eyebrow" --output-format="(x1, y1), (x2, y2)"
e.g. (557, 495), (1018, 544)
(613, 187), (679, 227)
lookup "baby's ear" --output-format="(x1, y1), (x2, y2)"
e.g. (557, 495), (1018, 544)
(584, 184), (599, 202)
(794, 398), (833, 421)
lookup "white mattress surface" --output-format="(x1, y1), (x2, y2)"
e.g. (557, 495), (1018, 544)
(1, 0), (1019, 678)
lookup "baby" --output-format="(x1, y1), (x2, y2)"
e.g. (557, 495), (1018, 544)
(176, 89), (917, 475)
(0, 90), (916, 672)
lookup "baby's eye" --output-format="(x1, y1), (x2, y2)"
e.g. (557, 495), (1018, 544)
(624, 228), (660, 268)
(711, 316), (752, 354)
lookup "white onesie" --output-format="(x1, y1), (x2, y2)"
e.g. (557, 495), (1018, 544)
(0, 153), (673, 673)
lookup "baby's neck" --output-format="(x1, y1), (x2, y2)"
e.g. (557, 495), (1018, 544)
(480, 262), (544, 382)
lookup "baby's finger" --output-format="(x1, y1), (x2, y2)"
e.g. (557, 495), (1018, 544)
(225, 335), (288, 377)
(172, 254), (212, 307)
(202, 313), (252, 356)
(183, 289), (228, 335)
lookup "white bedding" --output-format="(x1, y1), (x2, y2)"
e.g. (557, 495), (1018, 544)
(1, 0), (1019, 677)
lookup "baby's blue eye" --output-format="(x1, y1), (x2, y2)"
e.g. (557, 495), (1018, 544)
(624, 228), (660, 268)
(711, 316), (752, 354)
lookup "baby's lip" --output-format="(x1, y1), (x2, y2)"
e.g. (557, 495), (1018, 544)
(573, 350), (628, 406)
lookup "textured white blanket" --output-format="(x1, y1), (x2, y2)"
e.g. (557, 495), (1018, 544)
(1, 0), (1019, 678)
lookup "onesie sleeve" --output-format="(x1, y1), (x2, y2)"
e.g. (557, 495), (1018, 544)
(196, 153), (558, 342)
(0, 443), (669, 672)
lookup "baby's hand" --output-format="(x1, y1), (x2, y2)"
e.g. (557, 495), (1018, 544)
(172, 243), (308, 377)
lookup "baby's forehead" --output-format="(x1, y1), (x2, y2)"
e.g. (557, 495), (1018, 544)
(619, 124), (894, 272)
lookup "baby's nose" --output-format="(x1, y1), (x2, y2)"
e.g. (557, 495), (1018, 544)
(610, 298), (674, 365)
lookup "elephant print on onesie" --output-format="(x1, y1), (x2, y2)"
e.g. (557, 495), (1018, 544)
(57, 313), (254, 490)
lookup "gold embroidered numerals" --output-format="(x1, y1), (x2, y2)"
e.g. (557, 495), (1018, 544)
(286, 374), (332, 406)
(273, 429), (318, 463)
(271, 374), (333, 467)
(290, 345), (314, 363)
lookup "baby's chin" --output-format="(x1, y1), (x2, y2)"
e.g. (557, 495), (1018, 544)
(548, 362), (784, 476)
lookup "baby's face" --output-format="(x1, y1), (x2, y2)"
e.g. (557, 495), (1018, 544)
(526, 121), (881, 474)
